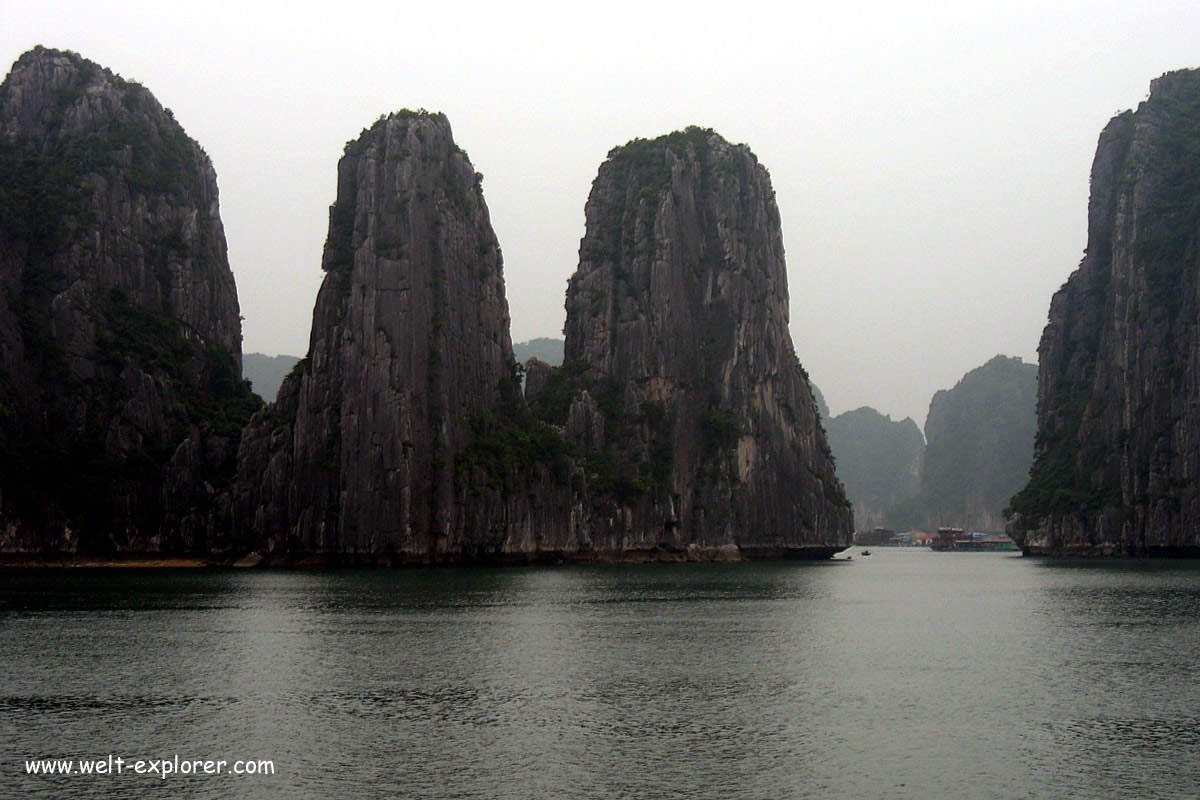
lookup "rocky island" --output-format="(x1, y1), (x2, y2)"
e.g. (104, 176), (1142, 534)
(530, 128), (852, 559)
(823, 406), (924, 532)
(881, 355), (1035, 534)
(0, 48), (850, 563)
(231, 110), (538, 561)
(0, 47), (260, 557)
(232, 122), (851, 563)
(1009, 69), (1200, 555)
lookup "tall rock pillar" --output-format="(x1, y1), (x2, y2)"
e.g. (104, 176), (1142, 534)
(1009, 70), (1200, 555)
(550, 127), (852, 556)
(235, 112), (519, 560)
(0, 47), (258, 555)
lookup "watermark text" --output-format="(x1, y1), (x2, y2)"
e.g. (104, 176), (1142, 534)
(25, 754), (275, 779)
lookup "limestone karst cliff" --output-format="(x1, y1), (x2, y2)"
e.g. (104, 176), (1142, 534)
(1009, 69), (1200, 555)
(0, 47), (259, 554)
(235, 121), (850, 562)
(534, 127), (852, 556)
(887, 355), (1035, 533)
(233, 111), (551, 560)
(824, 407), (924, 532)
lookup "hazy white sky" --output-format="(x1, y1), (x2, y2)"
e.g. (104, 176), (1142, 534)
(4, 1), (1199, 427)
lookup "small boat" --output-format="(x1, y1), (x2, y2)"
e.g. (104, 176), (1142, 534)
(861, 550), (872, 556)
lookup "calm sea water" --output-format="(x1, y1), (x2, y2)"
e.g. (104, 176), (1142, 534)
(3, 548), (1200, 799)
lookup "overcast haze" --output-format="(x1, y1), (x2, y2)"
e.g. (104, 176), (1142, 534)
(4, 1), (1199, 427)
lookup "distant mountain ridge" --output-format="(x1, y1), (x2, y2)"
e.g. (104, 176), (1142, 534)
(243, 353), (300, 402)
(243, 345), (558, 403)
(513, 337), (563, 366)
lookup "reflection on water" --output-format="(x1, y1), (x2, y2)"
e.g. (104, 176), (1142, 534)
(2, 553), (1200, 799)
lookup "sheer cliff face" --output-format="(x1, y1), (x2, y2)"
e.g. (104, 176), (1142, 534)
(0, 48), (257, 554)
(885, 356), (1034, 533)
(825, 407), (924, 532)
(238, 123), (849, 563)
(1010, 69), (1200, 555)
(558, 128), (852, 553)
(236, 112), (518, 557)
(0, 49), (240, 353)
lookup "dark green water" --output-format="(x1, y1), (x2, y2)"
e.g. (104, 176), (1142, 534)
(3, 548), (1200, 799)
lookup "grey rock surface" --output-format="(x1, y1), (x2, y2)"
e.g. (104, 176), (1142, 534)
(1009, 69), (1200, 555)
(549, 127), (852, 556)
(824, 407), (924, 532)
(886, 356), (1035, 533)
(235, 122), (851, 562)
(233, 112), (528, 561)
(0, 47), (258, 554)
